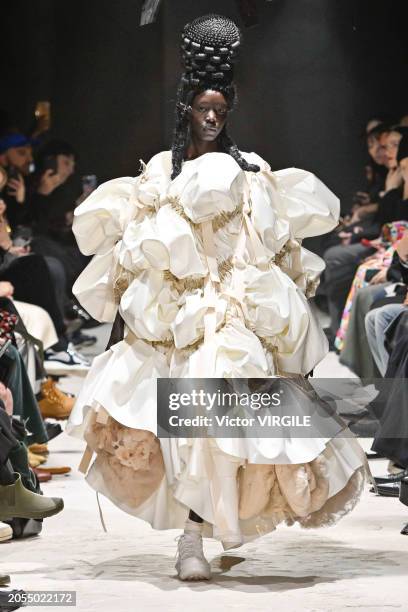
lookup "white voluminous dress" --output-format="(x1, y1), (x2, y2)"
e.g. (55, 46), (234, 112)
(67, 150), (369, 549)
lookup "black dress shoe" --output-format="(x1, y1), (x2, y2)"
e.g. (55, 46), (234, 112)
(374, 468), (408, 485)
(401, 522), (408, 535)
(45, 421), (63, 441)
(372, 482), (400, 497)
(366, 451), (386, 459)
(400, 477), (408, 507)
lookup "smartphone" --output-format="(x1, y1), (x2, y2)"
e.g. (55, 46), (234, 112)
(7, 166), (20, 181)
(364, 269), (380, 282)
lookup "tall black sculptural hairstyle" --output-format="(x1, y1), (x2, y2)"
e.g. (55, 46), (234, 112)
(171, 14), (260, 179)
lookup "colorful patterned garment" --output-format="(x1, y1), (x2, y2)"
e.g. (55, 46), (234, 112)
(0, 309), (18, 342)
(335, 221), (408, 352)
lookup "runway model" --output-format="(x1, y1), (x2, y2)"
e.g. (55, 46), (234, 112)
(67, 14), (369, 581)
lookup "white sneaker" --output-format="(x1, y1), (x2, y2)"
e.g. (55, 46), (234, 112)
(44, 342), (91, 372)
(0, 521), (12, 542)
(175, 532), (211, 581)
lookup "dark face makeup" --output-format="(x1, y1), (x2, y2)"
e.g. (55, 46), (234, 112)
(190, 90), (229, 143)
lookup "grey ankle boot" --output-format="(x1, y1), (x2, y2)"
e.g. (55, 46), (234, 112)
(0, 474), (64, 520)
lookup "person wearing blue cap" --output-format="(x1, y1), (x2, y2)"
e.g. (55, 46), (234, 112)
(0, 130), (33, 228)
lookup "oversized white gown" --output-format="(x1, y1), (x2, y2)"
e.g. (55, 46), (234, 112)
(67, 150), (369, 549)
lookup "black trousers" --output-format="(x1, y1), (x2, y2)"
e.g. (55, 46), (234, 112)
(371, 311), (408, 468)
(0, 254), (66, 336)
(0, 404), (18, 485)
(32, 235), (89, 296)
(0, 402), (17, 464)
(317, 243), (373, 335)
(0, 405), (37, 490)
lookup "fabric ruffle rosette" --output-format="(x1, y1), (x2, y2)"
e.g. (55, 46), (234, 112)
(67, 150), (369, 549)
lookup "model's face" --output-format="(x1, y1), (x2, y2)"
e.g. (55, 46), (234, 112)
(5, 145), (33, 175)
(190, 90), (229, 142)
(385, 131), (402, 169)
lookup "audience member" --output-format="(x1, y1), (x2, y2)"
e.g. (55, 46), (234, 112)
(320, 126), (408, 338)
(0, 130), (32, 228)
(365, 230), (408, 375)
(28, 140), (90, 295)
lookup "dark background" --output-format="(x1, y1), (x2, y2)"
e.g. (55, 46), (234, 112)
(1, 0), (407, 211)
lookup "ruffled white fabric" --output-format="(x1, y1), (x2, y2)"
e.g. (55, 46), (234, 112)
(67, 150), (367, 548)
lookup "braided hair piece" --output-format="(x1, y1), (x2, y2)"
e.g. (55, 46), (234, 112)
(171, 14), (260, 179)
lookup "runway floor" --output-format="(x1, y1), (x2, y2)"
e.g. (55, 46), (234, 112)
(2, 326), (408, 612)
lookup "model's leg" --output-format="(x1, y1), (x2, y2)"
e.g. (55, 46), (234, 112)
(175, 509), (211, 581)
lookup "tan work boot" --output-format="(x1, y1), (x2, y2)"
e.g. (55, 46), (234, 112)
(0, 572), (10, 586)
(0, 474), (64, 520)
(27, 450), (47, 468)
(39, 378), (75, 420)
(28, 443), (49, 455)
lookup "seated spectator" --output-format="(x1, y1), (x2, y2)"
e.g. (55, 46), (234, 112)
(320, 127), (408, 338)
(338, 244), (407, 379)
(0, 197), (90, 367)
(336, 221), (408, 355)
(321, 122), (389, 252)
(365, 230), (408, 375)
(0, 130), (32, 228)
(3, 298), (77, 420)
(28, 139), (90, 293)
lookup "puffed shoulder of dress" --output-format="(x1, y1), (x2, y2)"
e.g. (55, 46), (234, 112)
(71, 153), (175, 321)
(242, 151), (340, 241)
(73, 177), (141, 256)
(72, 151), (173, 256)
